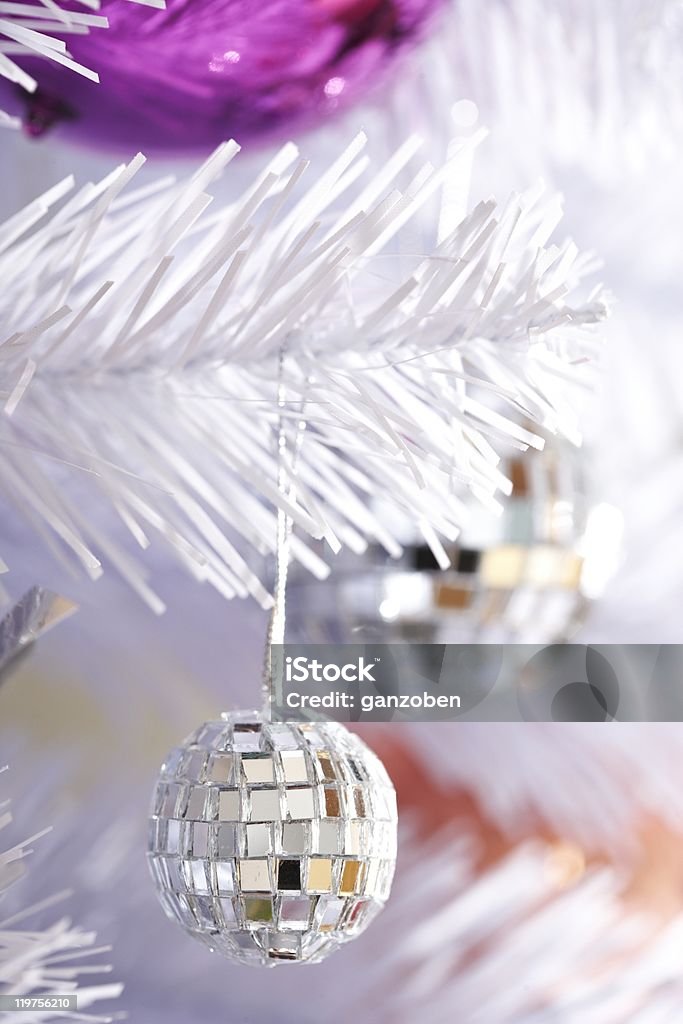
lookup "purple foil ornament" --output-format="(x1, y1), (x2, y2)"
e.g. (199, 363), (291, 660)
(3, 0), (445, 154)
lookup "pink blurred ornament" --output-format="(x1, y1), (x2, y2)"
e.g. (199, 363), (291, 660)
(2, 0), (445, 154)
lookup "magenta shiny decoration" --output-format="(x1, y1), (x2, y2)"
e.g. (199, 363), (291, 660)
(3, 0), (445, 154)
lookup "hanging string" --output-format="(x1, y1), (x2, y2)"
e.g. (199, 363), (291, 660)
(262, 345), (308, 716)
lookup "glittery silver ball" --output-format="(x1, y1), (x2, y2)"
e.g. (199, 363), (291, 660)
(147, 712), (397, 966)
(288, 440), (621, 645)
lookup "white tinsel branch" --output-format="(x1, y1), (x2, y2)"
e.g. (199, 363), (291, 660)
(0, 767), (122, 1022)
(383, 722), (683, 862)
(0, 131), (607, 610)
(427, 0), (683, 179)
(337, 823), (683, 1024)
(0, 0), (166, 113)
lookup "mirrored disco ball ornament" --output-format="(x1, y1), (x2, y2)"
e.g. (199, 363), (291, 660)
(148, 712), (397, 965)
(3, 0), (446, 153)
(288, 440), (622, 644)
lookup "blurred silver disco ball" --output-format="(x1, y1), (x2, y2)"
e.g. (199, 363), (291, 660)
(288, 442), (621, 645)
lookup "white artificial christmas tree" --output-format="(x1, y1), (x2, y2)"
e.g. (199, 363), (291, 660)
(0, 132), (605, 609)
(1, 0), (683, 1020)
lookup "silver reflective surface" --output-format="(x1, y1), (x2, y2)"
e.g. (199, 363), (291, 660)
(148, 712), (397, 966)
(288, 443), (621, 646)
